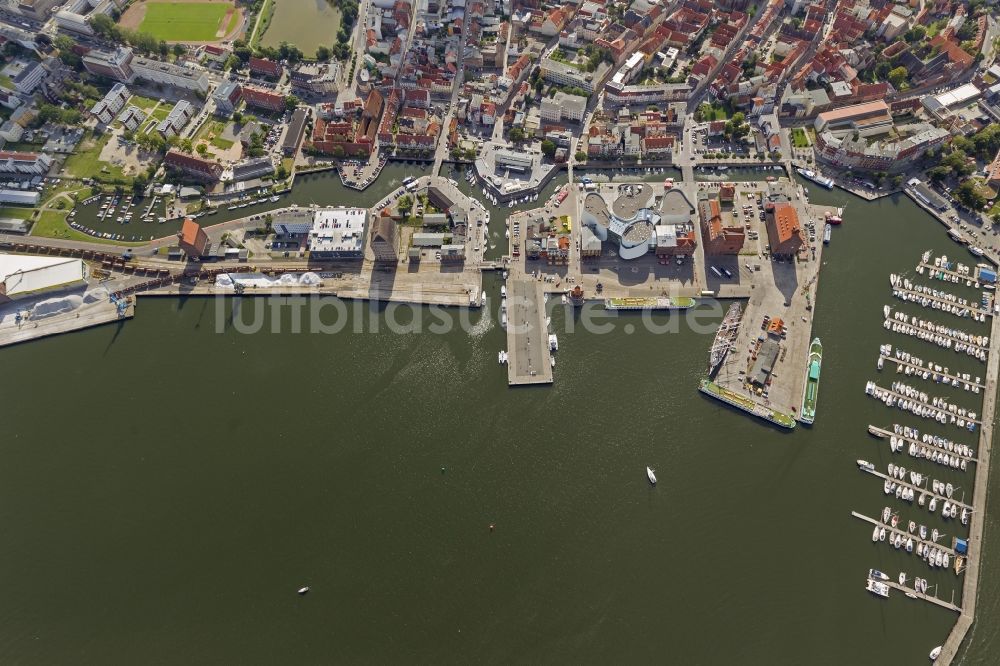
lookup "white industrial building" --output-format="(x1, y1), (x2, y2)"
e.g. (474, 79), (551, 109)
(0, 254), (88, 302)
(308, 208), (368, 259)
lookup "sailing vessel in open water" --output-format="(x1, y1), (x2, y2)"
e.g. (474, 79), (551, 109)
(800, 338), (823, 424)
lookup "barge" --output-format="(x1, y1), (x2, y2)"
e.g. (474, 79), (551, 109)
(605, 296), (696, 310)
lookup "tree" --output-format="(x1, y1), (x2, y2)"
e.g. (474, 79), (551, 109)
(540, 139), (557, 157)
(316, 46), (332, 61)
(508, 127), (524, 142)
(954, 179), (986, 210)
(575, 151), (587, 162)
(172, 44), (186, 58)
(397, 194), (413, 217)
(158, 40), (169, 57)
(888, 66), (909, 89)
(285, 95), (300, 110)
(196, 143), (209, 157)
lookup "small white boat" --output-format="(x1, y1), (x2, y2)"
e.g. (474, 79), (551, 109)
(646, 466), (656, 485)
(930, 646), (942, 661)
(872, 526), (879, 542)
(297, 586), (310, 595)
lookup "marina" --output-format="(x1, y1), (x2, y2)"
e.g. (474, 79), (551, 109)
(852, 510), (962, 561)
(864, 381), (981, 430)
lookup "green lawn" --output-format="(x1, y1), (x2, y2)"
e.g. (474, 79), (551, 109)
(62, 132), (128, 183)
(0, 206), (36, 220)
(791, 127), (810, 148)
(32, 211), (145, 246)
(138, 1), (232, 42)
(211, 136), (234, 149)
(130, 95), (160, 111)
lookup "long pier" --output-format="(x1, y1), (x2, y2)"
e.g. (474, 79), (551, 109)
(858, 466), (973, 511)
(878, 351), (985, 390)
(868, 425), (978, 465)
(505, 278), (553, 386)
(918, 261), (986, 284)
(938, 303), (1000, 664)
(881, 577), (963, 613)
(866, 382), (982, 428)
(892, 286), (990, 319)
(852, 511), (959, 558)
(884, 317), (990, 354)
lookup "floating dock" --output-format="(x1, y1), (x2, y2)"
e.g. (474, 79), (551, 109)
(884, 316), (989, 355)
(891, 286), (991, 320)
(865, 382), (982, 428)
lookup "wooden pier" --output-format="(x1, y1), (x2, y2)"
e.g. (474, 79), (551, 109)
(883, 317), (989, 354)
(852, 511), (960, 558)
(857, 466), (973, 511)
(867, 425), (978, 465)
(891, 286), (991, 319)
(878, 351), (985, 390)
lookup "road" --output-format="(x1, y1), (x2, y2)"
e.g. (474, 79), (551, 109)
(432, 3), (470, 175)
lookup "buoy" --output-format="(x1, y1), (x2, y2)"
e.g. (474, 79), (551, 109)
(489, 523), (495, 532)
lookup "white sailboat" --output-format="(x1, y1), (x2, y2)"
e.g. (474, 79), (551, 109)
(646, 466), (656, 485)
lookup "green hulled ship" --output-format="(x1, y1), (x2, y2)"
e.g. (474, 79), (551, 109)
(800, 338), (823, 424)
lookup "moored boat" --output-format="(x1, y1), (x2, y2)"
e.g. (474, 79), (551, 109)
(799, 338), (823, 424)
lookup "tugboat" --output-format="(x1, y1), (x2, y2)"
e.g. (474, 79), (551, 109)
(800, 338), (823, 424)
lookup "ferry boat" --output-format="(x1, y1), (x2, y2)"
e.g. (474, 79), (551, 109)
(968, 246), (985, 257)
(604, 296), (696, 310)
(796, 167), (834, 189)
(708, 302), (743, 375)
(799, 338), (823, 424)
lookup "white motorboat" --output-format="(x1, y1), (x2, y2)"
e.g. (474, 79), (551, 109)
(297, 586), (310, 595)
(899, 572), (907, 584)
(872, 526), (879, 542)
(869, 569), (889, 581)
(882, 506), (891, 523)
(646, 466), (656, 485)
(930, 646), (942, 661)
(866, 579), (890, 598)
(879, 527), (886, 541)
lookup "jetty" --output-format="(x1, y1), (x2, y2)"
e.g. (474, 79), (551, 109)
(878, 351), (985, 390)
(852, 511), (960, 558)
(865, 382), (982, 427)
(891, 286), (991, 319)
(857, 465), (973, 511)
(884, 317), (990, 354)
(0, 298), (134, 348)
(918, 260), (988, 284)
(505, 278), (553, 386)
(868, 425), (978, 465)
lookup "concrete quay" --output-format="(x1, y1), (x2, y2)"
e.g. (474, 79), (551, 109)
(0, 299), (134, 348)
(937, 309), (1000, 665)
(505, 278), (553, 386)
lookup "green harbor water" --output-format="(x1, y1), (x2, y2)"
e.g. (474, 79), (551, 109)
(2, 175), (1000, 663)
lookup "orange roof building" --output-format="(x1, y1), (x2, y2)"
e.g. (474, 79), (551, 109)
(178, 218), (208, 258)
(765, 202), (803, 257)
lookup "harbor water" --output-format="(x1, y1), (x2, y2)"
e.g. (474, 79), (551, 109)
(2, 185), (999, 663)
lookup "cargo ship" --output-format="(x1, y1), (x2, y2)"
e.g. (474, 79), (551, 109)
(698, 379), (797, 429)
(799, 338), (823, 425)
(604, 296), (696, 310)
(708, 302), (743, 375)
(796, 167), (834, 189)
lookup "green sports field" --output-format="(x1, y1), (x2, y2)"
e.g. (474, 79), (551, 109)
(137, 2), (234, 42)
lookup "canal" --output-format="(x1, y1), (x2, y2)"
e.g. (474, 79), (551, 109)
(0, 177), (998, 663)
